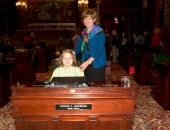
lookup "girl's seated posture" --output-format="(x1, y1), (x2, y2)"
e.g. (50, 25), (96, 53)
(50, 49), (84, 80)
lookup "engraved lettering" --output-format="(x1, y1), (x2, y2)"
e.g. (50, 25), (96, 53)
(60, 105), (69, 108)
(74, 105), (87, 107)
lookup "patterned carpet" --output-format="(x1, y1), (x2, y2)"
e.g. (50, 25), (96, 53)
(0, 63), (170, 130)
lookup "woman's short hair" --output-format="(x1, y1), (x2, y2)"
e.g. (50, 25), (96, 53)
(154, 28), (161, 34)
(81, 8), (101, 26)
(58, 49), (77, 66)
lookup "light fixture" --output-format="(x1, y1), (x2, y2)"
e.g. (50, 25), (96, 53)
(16, 1), (25, 7)
(114, 16), (119, 24)
(122, 16), (125, 21)
(16, 1), (26, 18)
(78, 0), (88, 9)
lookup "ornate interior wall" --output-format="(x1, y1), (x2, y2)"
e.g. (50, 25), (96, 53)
(28, 0), (76, 23)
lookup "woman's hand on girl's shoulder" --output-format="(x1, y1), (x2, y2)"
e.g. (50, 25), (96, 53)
(55, 58), (59, 61)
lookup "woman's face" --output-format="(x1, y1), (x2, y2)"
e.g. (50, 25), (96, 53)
(62, 52), (73, 67)
(84, 16), (95, 29)
(112, 30), (116, 35)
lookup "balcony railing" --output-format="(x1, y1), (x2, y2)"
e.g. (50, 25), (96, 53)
(29, 23), (76, 30)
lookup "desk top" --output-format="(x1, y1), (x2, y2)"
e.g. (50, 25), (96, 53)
(11, 81), (136, 99)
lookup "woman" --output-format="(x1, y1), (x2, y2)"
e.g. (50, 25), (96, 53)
(22, 32), (31, 45)
(72, 28), (81, 49)
(150, 27), (162, 47)
(105, 29), (113, 61)
(51, 49), (84, 80)
(72, 28), (82, 65)
(134, 30), (145, 45)
(121, 33), (127, 46)
(111, 29), (119, 63)
(74, 8), (106, 81)
(2, 33), (11, 45)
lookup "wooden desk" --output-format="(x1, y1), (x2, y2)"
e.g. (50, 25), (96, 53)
(134, 52), (153, 85)
(124, 50), (135, 72)
(4, 52), (36, 84)
(118, 45), (126, 66)
(45, 46), (55, 66)
(11, 84), (136, 130)
(154, 63), (170, 110)
(0, 62), (13, 107)
(35, 48), (49, 73)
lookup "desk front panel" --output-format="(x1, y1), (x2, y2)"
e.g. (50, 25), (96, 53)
(4, 53), (36, 84)
(11, 86), (136, 130)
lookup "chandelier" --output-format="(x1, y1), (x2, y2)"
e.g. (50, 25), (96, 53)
(78, 0), (88, 8)
(15, 1), (25, 7)
(15, 1), (26, 19)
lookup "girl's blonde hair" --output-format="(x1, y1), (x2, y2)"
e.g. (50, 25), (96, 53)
(58, 49), (77, 66)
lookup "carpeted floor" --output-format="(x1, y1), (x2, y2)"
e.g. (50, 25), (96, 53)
(0, 63), (170, 130)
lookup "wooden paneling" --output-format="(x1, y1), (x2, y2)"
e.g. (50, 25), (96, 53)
(35, 48), (49, 73)
(134, 52), (153, 85)
(4, 52), (36, 84)
(154, 63), (170, 110)
(11, 85), (136, 130)
(0, 62), (13, 107)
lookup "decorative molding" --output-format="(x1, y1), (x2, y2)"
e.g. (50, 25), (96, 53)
(100, 8), (132, 15)
(29, 23), (76, 30)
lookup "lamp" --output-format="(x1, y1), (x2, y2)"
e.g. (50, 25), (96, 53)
(114, 16), (119, 24)
(16, 1), (25, 7)
(78, 0), (88, 9)
(16, 1), (26, 18)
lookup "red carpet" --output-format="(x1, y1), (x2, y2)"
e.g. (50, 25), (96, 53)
(0, 63), (170, 130)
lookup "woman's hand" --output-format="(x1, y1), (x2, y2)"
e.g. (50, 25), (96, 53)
(79, 61), (89, 71)
(55, 58), (59, 61)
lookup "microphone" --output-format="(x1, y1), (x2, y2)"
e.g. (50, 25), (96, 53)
(43, 79), (62, 88)
(70, 82), (88, 88)
(70, 82), (79, 88)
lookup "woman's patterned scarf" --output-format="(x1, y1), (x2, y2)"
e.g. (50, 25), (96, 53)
(81, 25), (103, 52)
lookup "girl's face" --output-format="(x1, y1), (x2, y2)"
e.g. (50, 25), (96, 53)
(84, 16), (95, 29)
(62, 53), (73, 67)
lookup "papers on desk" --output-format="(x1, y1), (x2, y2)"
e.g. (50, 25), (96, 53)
(99, 84), (119, 87)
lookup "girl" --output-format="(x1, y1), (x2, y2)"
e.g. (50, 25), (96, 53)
(51, 49), (84, 80)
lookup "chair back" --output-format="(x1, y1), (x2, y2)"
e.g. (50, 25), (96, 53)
(152, 53), (170, 68)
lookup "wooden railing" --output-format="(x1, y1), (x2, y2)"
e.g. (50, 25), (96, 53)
(29, 23), (76, 30)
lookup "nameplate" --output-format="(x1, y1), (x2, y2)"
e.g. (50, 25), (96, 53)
(55, 104), (92, 110)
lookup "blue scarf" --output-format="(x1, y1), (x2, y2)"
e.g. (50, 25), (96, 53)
(81, 25), (103, 52)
